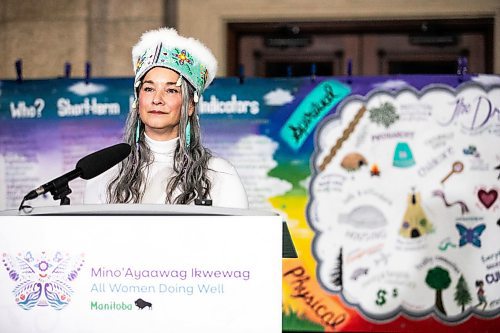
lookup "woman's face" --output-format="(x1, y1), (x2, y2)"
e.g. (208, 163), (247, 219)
(138, 67), (188, 141)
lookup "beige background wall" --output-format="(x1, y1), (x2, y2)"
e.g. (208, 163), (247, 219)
(1, 0), (499, 79)
(0, 0), (165, 79)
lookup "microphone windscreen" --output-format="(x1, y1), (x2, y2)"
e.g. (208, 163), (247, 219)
(76, 143), (131, 180)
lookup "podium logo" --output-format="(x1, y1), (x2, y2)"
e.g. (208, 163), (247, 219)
(2, 251), (85, 310)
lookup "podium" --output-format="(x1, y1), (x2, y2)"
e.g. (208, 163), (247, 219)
(0, 205), (296, 333)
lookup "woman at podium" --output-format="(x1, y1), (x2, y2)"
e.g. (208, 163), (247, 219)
(84, 28), (248, 209)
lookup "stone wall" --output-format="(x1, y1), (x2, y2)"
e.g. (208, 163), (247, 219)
(0, 0), (165, 79)
(1, 0), (499, 79)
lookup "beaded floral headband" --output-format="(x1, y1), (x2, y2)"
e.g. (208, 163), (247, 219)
(132, 28), (217, 103)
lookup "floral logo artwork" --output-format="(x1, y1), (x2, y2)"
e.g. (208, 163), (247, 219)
(2, 252), (85, 310)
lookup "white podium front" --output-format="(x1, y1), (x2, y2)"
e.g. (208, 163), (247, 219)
(0, 205), (291, 333)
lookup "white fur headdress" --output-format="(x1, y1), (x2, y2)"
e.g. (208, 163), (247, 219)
(132, 28), (217, 99)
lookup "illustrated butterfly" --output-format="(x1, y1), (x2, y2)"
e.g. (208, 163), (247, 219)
(455, 223), (486, 248)
(2, 251), (84, 310)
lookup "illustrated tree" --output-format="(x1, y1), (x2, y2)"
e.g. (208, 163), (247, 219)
(331, 247), (343, 290)
(454, 274), (472, 312)
(425, 266), (451, 315)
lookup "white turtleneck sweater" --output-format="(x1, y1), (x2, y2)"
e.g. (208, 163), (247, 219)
(84, 135), (248, 209)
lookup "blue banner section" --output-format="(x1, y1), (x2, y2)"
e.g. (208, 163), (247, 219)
(280, 80), (351, 150)
(1, 79), (132, 121)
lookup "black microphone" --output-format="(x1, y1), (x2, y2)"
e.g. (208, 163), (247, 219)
(23, 143), (131, 201)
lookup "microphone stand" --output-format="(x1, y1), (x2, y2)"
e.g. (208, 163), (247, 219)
(20, 169), (79, 210)
(18, 179), (72, 212)
(47, 170), (80, 205)
(19, 143), (131, 211)
(50, 179), (72, 205)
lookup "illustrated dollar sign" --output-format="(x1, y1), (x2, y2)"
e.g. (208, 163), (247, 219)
(375, 289), (387, 306)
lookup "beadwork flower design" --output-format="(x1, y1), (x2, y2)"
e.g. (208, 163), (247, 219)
(135, 46), (208, 94)
(174, 50), (193, 66)
(135, 54), (148, 73)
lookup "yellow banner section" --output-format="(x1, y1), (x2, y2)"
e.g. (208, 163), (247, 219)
(283, 261), (350, 331)
(273, 194), (351, 331)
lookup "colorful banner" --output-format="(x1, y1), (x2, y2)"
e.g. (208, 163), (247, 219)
(1, 74), (499, 331)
